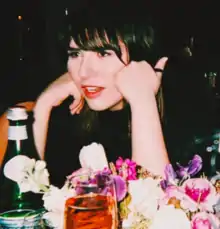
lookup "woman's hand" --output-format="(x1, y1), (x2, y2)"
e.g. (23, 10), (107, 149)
(115, 57), (168, 106)
(35, 72), (84, 115)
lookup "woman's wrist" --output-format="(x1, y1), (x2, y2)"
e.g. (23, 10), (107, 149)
(129, 91), (156, 111)
(33, 98), (51, 159)
(130, 91), (168, 175)
(34, 97), (52, 121)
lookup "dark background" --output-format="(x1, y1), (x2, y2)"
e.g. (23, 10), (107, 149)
(0, 0), (219, 110)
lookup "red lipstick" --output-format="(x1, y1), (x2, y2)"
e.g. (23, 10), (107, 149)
(82, 86), (104, 99)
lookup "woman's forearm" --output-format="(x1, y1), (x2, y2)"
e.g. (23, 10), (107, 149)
(33, 102), (51, 160)
(130, 94), (169, 176)
(32, 71), (75, 159)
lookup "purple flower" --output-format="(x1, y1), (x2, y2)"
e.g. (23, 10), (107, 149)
(116, 157), (137, 181)
(96, 169), (127, 201)
(96, 172), (127, 201)
(113, 175), (127, 201)
(176, 155), (203, 178)
(161, 164), (177, 189)
(160, 180), (168, 190)
(165, 164), (177, 182)
(67, 167), (127, 202)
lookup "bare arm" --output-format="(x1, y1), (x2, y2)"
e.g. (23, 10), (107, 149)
(33, 100), (51, 159)
(33, 72), (82, 159)
(116, 58), (169, 176)
(131, 94), (169, 176)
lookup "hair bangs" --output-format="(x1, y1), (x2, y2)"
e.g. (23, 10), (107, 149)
(70, 26), (121, 54)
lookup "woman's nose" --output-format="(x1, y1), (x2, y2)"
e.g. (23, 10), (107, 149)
(78, 54), (96, 79)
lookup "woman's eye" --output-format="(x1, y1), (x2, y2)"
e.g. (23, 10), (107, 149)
(97, 50), (112, 58)
(67, 50), (82, 58)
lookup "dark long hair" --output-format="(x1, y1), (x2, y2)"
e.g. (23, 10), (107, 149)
(61, 2), (164, 135)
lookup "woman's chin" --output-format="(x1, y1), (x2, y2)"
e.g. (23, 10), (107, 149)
(87, 100), (124, 112)
(87, 102), (109, 111)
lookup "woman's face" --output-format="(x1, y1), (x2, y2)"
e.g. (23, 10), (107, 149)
(67, 39), (128, 111)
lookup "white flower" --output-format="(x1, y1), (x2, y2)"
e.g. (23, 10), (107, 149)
(79, 142), (109, 171)
(127, 178), (163, 220)
(43, 183), (75, 212)
(149, 205), (191, 229)
(35, 160), (47, 171)
(42, 183), (75, 228)
(122, 212), (144, 228)
(4, 155), (50, 193)
(122, 212), (136, 228)
(43, 211), (61, 229)
(4, 155), (34, 182)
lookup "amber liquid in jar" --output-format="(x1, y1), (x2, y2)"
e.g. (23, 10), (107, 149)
(65, 194), (117, 229)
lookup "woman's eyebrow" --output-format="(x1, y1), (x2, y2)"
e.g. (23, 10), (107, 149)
(68, 46), (115, 53)
(68, 47), (81, 51)
(91, 46), (115, 52)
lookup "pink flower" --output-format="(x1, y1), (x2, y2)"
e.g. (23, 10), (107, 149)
(161, 186), (198, 212)
(183, 179), (212, 202)
(182, 178), (218, 212)
(162, 186), (185, 202)
(191, 212), (220, 229)
(116, 157), (137, 181)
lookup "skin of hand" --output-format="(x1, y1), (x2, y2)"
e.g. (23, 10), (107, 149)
(115, 57), (168, 104)
(115, 57), (169, 175)
(35, 72), (84, 115)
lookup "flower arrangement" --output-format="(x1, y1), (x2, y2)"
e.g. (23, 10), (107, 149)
(3, 142), (220, 229)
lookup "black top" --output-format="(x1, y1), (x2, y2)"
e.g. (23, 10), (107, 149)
(43, 102), (217, 188)
(45, 101), (131, 187)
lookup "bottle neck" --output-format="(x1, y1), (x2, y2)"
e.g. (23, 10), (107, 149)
(7, 116), (40, 160)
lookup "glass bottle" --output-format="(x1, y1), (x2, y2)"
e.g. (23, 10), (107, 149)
(0, 106), (42, 213)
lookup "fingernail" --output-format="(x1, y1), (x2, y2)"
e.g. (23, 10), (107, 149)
(163, 57), (168, 63)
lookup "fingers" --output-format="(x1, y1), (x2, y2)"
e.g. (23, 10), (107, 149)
(75, 98), (84, 114)
(154, 57), (168, 79)
(69, 97), (84, 115)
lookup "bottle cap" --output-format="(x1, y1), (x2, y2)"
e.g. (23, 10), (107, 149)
(6, 106), (28, 121)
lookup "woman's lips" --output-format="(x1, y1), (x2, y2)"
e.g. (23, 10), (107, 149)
(82, 86), (105, 99)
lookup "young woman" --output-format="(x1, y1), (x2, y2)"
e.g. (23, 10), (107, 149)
(0, 2), (215, 186)
(32, 5), (170, 186)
